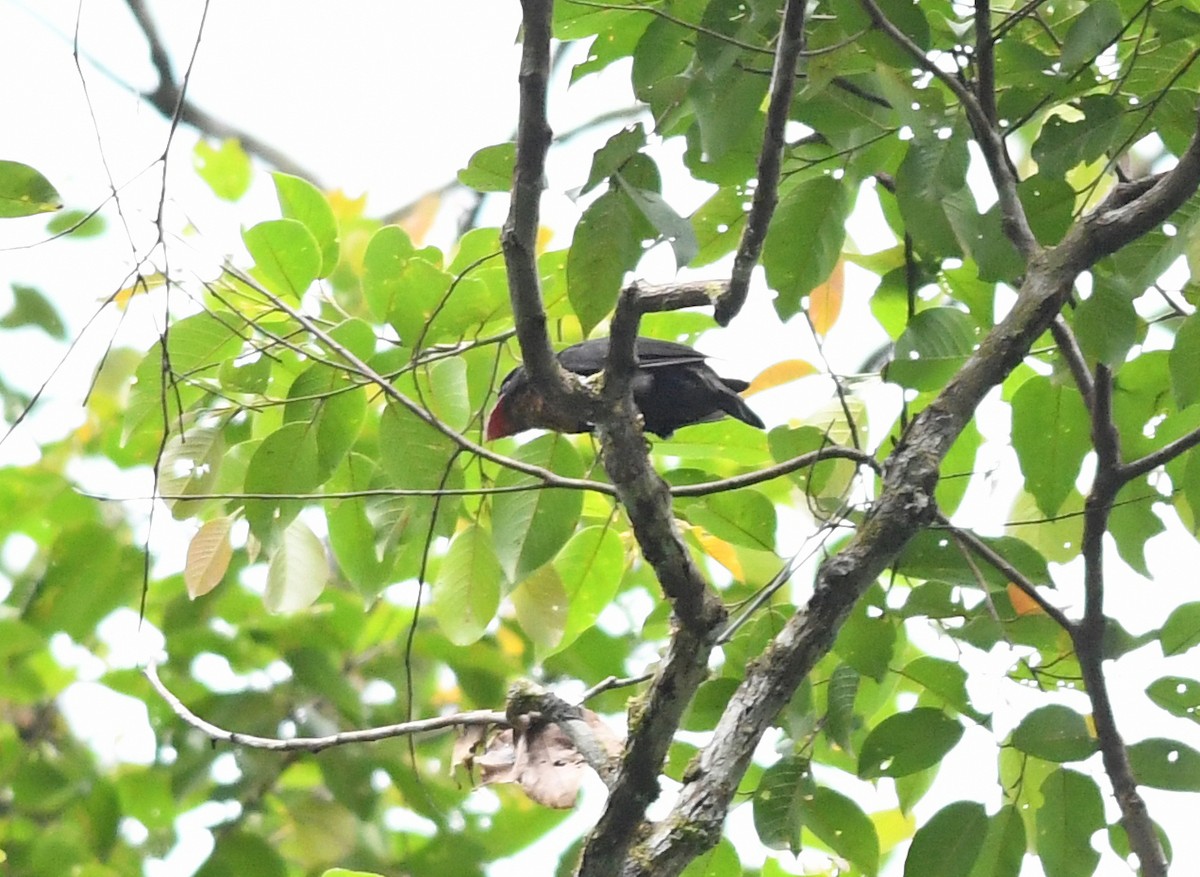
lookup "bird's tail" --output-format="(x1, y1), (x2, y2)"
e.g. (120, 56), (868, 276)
(717, 378), (765, 429)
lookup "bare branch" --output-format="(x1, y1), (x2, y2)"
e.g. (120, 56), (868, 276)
(1072, 365), (1167, 876)
(1123, 424), (1200, 481)
(144, 663), (506, 752)
(715, 0), (808, 326)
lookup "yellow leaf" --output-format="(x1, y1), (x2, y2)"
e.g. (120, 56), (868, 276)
(695, 529), (743, 579)
(808, 258), (844, 336)
(1007, 582), (1044, 616)
(109, 273), (167, 309)
(744, 359), (818, 396)
(536, 226), (555, 255)
(326, 188), (368, 221)
(496, 624), (526, 658)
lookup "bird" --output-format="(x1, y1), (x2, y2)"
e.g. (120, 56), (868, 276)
(485, 337), (765, 440)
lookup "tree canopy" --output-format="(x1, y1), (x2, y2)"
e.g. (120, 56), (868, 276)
(3, 1), (1200, 876)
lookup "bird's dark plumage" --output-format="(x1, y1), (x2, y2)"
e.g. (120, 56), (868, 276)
(486, 337), (764, 440)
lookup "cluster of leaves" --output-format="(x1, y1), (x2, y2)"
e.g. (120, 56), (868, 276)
(4, 0), (1200, 875)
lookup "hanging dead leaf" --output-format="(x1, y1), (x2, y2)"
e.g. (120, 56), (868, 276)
(451, 724), (490, 773)
(808, 258), (845, 336)
(473, 709), (622, 809)
(744, 359), (818, 396)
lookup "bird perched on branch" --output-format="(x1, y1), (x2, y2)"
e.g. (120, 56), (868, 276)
(485, 337), (765, 440)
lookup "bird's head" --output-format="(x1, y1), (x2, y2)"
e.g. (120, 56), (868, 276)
(485, 364), (596, 439)
(485, 367), (532, 440)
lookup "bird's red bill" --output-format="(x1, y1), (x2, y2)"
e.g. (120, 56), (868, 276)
(485, 403), (512, 440)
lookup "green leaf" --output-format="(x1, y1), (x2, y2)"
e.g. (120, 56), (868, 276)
(895, 132), (969, 259)
(434, 525), (503, 645)
(752, 756), (812, 854)
(273, 173), (339, 278)
(825, 664), (860, 753)
(684, 489), (776, 551)
(552, 525), (625, 657)
(762, 175), (849, 320)
(458, 142), (515, 192)
(679, 838), (741, 877)
(243, 218), (321, 299)
(690, 185), (746, 267)
(511, 565), (568, 655)
(193, 138), (252, 201)
(834, 600), (897, 682)
(968, 805), (1026, 877)
(362, 225), (416, 321)
(1011, 377), (1091, 517)
(888, 308), (980, 392)
(800, 786), (880, 877)
(1036, 769), (1103, 877)
(583, 125), (646, 195)
(1, 284), (66, 338)
(1128, 738), (1200, 791)
(1162, 602), (1200, 656)
(45, 208), (105, 238)
(902, 656), (989, 726)
(859, 708), (963, 778)
(326, 454), (387, 596)
(492, 434), (584, 582)
(1169, 312), (1200, 409)
(1145, 676), (1200, 723)
(244, 422), (322, 544)
(285, 365), (368, 482)
(1072, 280), (1137, 366)
(683, 678), (741, 732)
(1010, 705), (1096, 763)
(264, 518), (330, 613)
(616, 176), (698, 270)
(422, 355), (471, 432)
(0, 160), (62, 217)
(1032, 95), (1122, 177)
(568, 189), (642, 336)
(1108, 477), (1164, 577)
(904, 801), (987, 877)
(1060, 0), (1122, 71)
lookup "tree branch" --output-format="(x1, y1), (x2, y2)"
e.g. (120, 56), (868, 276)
(1049, 315), (1095, 411)
(144, 663), (506, 752)
(500, 0), (591, 427)
(1071, 365), (1166, 876)
(714, 0), (807, 325)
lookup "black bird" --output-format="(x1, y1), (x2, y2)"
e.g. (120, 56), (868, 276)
(485, 337), (765, 440)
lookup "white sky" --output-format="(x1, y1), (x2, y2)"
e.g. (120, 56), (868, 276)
(3, 2), (1200, 876)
